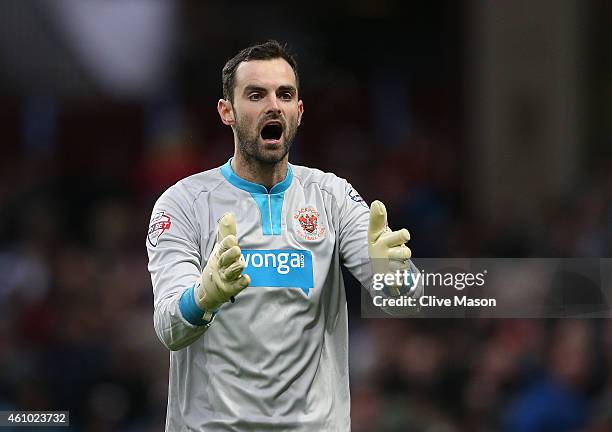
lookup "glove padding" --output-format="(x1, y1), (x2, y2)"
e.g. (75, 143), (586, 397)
(368, 200), (411, 296)
(195, 213), (250, 311)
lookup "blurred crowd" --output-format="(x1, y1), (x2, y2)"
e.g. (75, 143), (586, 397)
(0, 92), (611, 431)
(0, 1), (611, 431)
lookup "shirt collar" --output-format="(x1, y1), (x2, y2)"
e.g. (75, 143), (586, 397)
(220, 158), (293, 194)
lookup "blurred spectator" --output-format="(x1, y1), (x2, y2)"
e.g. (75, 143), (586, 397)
(0, 1), (610, 430)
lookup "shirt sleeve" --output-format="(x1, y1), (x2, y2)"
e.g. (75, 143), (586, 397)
(335, 181), (371, 286)
(146, 183), (212, 351)
(336, 180), (423, 310)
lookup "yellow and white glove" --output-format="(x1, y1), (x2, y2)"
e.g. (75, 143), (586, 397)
(368, 200), (412, 296)
(195, 213), (250, 311)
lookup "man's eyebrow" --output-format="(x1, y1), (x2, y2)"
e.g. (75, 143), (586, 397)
(243, 85), (297, 94)
(277, 85), (297, 94)
(243, 85), (267, 94)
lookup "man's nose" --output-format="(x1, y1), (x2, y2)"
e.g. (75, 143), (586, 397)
(265, 94), (281, 114)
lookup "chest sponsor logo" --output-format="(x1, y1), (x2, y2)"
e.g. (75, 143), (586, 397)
(241, 249), (314, 295)
(293, 206), (326, 241)
(148, 211), (171, 247)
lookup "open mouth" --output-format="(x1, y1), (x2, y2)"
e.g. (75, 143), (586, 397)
(260, 121), (283, 141)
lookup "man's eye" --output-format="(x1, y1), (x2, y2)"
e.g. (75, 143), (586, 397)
(280, 92), (293, 101)
(249, 93), (262, 101)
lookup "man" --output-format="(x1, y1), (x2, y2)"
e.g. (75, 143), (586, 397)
(147, 40), (419, 431)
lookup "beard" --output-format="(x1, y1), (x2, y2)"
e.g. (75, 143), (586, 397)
(234, 112), (298, 165)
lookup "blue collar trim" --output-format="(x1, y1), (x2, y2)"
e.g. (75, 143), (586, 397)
(220, 158), (293, 194)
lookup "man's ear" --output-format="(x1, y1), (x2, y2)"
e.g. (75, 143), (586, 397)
(217, 99), (235, 125)
(297, 99), (304, 126)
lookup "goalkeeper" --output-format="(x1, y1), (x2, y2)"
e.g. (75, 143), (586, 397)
(146, 40), (420, 432)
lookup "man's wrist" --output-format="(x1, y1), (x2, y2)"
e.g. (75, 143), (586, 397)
(380, 265), (420, 298)
(179, 284), (218, 326)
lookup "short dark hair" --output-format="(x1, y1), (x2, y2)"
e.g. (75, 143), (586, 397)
(222, 40), (299, 103)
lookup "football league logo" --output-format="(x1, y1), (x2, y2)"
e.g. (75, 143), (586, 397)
(148, 211), (172, 247)
(293, 207), (326, 241)
(348, 188), (367, 207)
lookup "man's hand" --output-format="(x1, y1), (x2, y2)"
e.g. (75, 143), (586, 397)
(368, 200), (411, 296)
(195, 213), (250, 311)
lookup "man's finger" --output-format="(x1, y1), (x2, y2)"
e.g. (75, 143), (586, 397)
(218, 212), (237, 241)
(368, 200), (388, 243)
(381, 228), (410, 248)
(238, 273), (250, 289)
(229, 274), (251, 296)
(223, 258), (246, 280)
(219, 244), (241, 268)
(217, 234), (238, 256)
(389, 245), (412, 261)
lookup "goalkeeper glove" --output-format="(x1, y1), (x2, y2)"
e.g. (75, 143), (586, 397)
(195, 212), (250, 311)
(368, 200), (412, 296)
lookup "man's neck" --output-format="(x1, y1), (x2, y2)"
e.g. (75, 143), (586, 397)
(231, 152), (288, 190)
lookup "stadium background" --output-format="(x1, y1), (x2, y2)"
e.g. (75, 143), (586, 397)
(0, 1), (611, 430)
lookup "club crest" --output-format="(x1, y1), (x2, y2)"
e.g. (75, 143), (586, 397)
(293, 207), (326, 240)
(148, 211), (172, 247)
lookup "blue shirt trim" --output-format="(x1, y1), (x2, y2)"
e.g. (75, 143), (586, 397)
(220, 159), (290, 236)
(220, 158), (293, 194)
(269, 193), (284, 235)
(251, 193), (272, 235)
(179, 285), (217, 326)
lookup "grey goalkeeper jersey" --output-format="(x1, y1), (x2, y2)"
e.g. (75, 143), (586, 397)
(147, 159), (376, 431)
